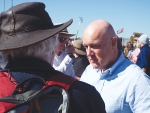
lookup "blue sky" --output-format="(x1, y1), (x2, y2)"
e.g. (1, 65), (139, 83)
(0, 0), (150, 39)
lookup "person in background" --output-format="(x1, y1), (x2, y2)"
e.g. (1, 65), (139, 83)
(53, 24), (76, 79)
(132, 39), (141, 63)
(133, 38), (137, 51)
(122, 45), (125, 51)
(127, 41), (132, 52)
(136, 34), (150, 72)
(67, 38), (73, 45)
(116, 35), (124, 52)
(80, 19), (150, 113)
(127, 46), (133, 60)
(124, 42), (129, 56)
(66, 39), (89, 80)
(116, 37), (129, 60)
(0, 2), (106, 113)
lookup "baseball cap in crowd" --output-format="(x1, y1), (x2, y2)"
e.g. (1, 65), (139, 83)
(73, 39), (86, 55)
(0, 2), (73, 51)
(138, 34), (149, 45)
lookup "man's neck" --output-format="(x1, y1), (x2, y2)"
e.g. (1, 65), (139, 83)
(101, 50), (120, 74)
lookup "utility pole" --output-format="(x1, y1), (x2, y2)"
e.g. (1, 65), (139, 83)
(75, 17), (83, 39)
(4, 0), (5, 11)
(4, 0), (14, 11)
(12, 0), (13, 7)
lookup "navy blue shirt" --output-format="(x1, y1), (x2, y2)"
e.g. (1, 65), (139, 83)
(72, 55), (89, 77)
(136, 44), (150, 68)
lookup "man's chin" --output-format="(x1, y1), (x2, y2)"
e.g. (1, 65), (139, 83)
(91, 63), (100, 69)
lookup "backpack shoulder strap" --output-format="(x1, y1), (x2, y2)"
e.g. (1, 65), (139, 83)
(0, 72), (17, 112)
(43, 74), (77, 90)
(0, 72), (17, 97)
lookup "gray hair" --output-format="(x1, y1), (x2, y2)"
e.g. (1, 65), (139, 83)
(0, 34), (58, 69)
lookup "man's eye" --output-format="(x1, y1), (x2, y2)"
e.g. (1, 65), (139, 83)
(92, 45), (100, 48)
(92, 45), (97, 48)
(84, 46), (88, 49)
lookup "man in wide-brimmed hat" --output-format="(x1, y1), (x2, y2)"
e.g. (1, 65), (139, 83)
(0, 2), (106, 113)
(53, 23), (76, 79)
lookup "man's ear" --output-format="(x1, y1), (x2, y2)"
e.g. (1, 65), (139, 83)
(111, 37), (117, 49)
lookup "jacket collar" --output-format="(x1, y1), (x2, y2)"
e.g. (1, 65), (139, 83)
(4, 57), (59, 74)
(2, 57), (62, 81)
(140, 44), (149, 50)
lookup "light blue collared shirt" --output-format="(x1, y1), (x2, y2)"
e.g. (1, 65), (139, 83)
(80, 51), (150, 113)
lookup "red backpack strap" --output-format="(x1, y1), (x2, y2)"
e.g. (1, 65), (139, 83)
(0, 72), (17, 112)
(0, 72), (17, 97)
(43, 74), (77, 90)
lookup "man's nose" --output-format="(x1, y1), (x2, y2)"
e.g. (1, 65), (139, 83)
(86, 46), (93, 56)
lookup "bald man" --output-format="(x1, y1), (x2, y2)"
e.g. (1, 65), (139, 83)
(80, 20), (150, 113)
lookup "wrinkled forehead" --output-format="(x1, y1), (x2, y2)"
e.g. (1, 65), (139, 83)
(83, 35), (104, 47)
(83, 31), (105, 45)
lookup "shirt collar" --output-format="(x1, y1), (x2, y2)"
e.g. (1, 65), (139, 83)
(94, 50), (126, 79)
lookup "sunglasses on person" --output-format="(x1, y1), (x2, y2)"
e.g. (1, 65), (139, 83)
(59, 37), (69, 42)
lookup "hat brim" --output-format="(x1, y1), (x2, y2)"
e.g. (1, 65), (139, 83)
(0, 19), (73, 51)
(75, 48), (86, 55)
(59, 32), (75, 37)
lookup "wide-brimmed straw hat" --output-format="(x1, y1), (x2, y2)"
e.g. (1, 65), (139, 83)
(0, 2), (73, 51)
(73, 39), (86, 55)
(54, 23), (75, 37)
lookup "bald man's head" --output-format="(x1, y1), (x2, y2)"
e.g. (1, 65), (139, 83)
(83, 20), (116, 41)
(83, 19), (119, 72)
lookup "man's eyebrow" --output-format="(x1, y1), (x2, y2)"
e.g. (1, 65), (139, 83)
(84, 41), (101, 45)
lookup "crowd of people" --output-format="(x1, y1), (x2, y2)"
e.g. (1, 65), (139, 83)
(0, 2), (150, 113)
(124, 34), (150, 76)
